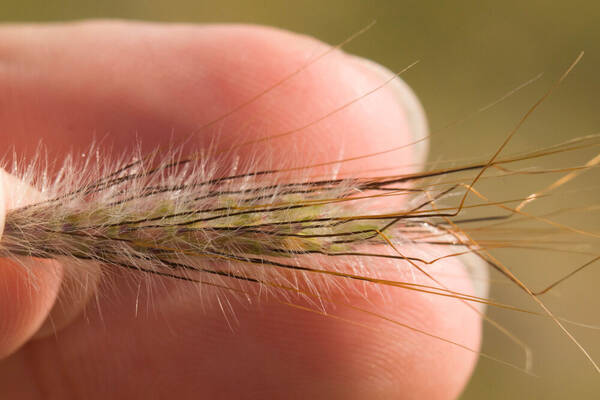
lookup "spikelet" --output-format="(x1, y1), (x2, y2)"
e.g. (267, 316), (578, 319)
(0, 141), (459, 296)
(2, 128), (599, 369)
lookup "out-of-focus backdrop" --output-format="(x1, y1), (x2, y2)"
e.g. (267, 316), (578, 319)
(3, 1), (599, 398)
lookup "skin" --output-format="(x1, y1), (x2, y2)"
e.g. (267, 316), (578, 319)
(0, 21), (481, 399)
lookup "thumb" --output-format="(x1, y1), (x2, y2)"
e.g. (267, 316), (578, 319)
(0, 169), (63, 358)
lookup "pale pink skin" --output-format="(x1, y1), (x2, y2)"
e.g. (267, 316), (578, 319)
(0, 22), (481, 399)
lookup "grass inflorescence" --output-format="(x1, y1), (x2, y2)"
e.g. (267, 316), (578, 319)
(0, 37), (598, 380)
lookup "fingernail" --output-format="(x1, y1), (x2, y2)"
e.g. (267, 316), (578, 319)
(349, 56), (429, 168)
(457, 252), (490, 312)
(347, 58), (490, 311)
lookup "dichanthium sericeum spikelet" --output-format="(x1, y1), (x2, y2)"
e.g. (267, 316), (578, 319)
(0, 24), (599, 388)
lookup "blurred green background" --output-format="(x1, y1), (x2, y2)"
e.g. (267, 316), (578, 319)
(2, 1), (598, 398)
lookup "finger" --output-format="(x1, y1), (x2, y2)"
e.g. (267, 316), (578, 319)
(0, 22), (482, 400)
(0, 169), (63, 358)
(0, 21), (428, 175)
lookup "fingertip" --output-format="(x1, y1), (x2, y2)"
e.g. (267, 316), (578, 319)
(0, 169), (63, 358)
(203, 246), (482, 399)
(0, 258), (63, 358)
(314, 250), (482, 399)
(33, 258), (102, 340)
(208, 25), (430, 174)
(328, 249), (482, 399)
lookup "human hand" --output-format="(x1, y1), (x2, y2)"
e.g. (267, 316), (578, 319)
(0, 21), (482, 399)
